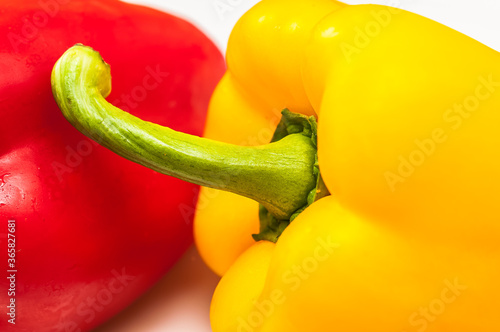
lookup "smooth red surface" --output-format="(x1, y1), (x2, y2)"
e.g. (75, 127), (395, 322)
(0, 1), (225, 331)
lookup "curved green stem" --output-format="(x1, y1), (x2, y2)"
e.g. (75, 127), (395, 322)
(51, 45), (318, 220)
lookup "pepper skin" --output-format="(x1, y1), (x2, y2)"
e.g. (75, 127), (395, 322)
(210, 1), (500, 331)
(0, 1), (224, 331)
(50, 0), (500, 331)
(212, 196), (499, 331)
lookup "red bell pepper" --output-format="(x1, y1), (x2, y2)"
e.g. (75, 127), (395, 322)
(0, 0), (224, 331)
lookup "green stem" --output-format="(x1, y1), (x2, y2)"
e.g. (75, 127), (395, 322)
(51, 45), (318, 221)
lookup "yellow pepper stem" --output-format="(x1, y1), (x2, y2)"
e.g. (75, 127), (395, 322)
(51, 44), (320, 222)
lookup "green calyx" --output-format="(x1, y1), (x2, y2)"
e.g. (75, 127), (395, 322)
(253, 110), (330, 242)
(51, 44), (328, 241)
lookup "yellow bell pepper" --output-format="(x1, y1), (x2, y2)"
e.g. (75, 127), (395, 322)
(209, 1), (500, 331)
(51, 0), (500, 330)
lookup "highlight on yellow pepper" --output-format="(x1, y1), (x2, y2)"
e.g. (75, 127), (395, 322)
(51, 0), (500, 330)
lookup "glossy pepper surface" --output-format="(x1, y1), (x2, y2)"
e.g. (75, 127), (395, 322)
(0, 1), (224, 331)
(50, 0), (500, 331)
(210, 1), (500, 331)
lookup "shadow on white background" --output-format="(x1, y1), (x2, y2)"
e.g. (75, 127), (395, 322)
(94, 246), (219, 332)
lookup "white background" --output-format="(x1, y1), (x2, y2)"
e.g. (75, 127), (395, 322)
(120, 0), (500, 53)
(96, 1), (500, 331)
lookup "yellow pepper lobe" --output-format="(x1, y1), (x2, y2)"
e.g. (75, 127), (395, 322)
(306, 5), (500, 240)
(226, 0), (346, 116)
(195, 188), (259, 276)
(213, 197), (500, 331)
(211, 241), (275, 332)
